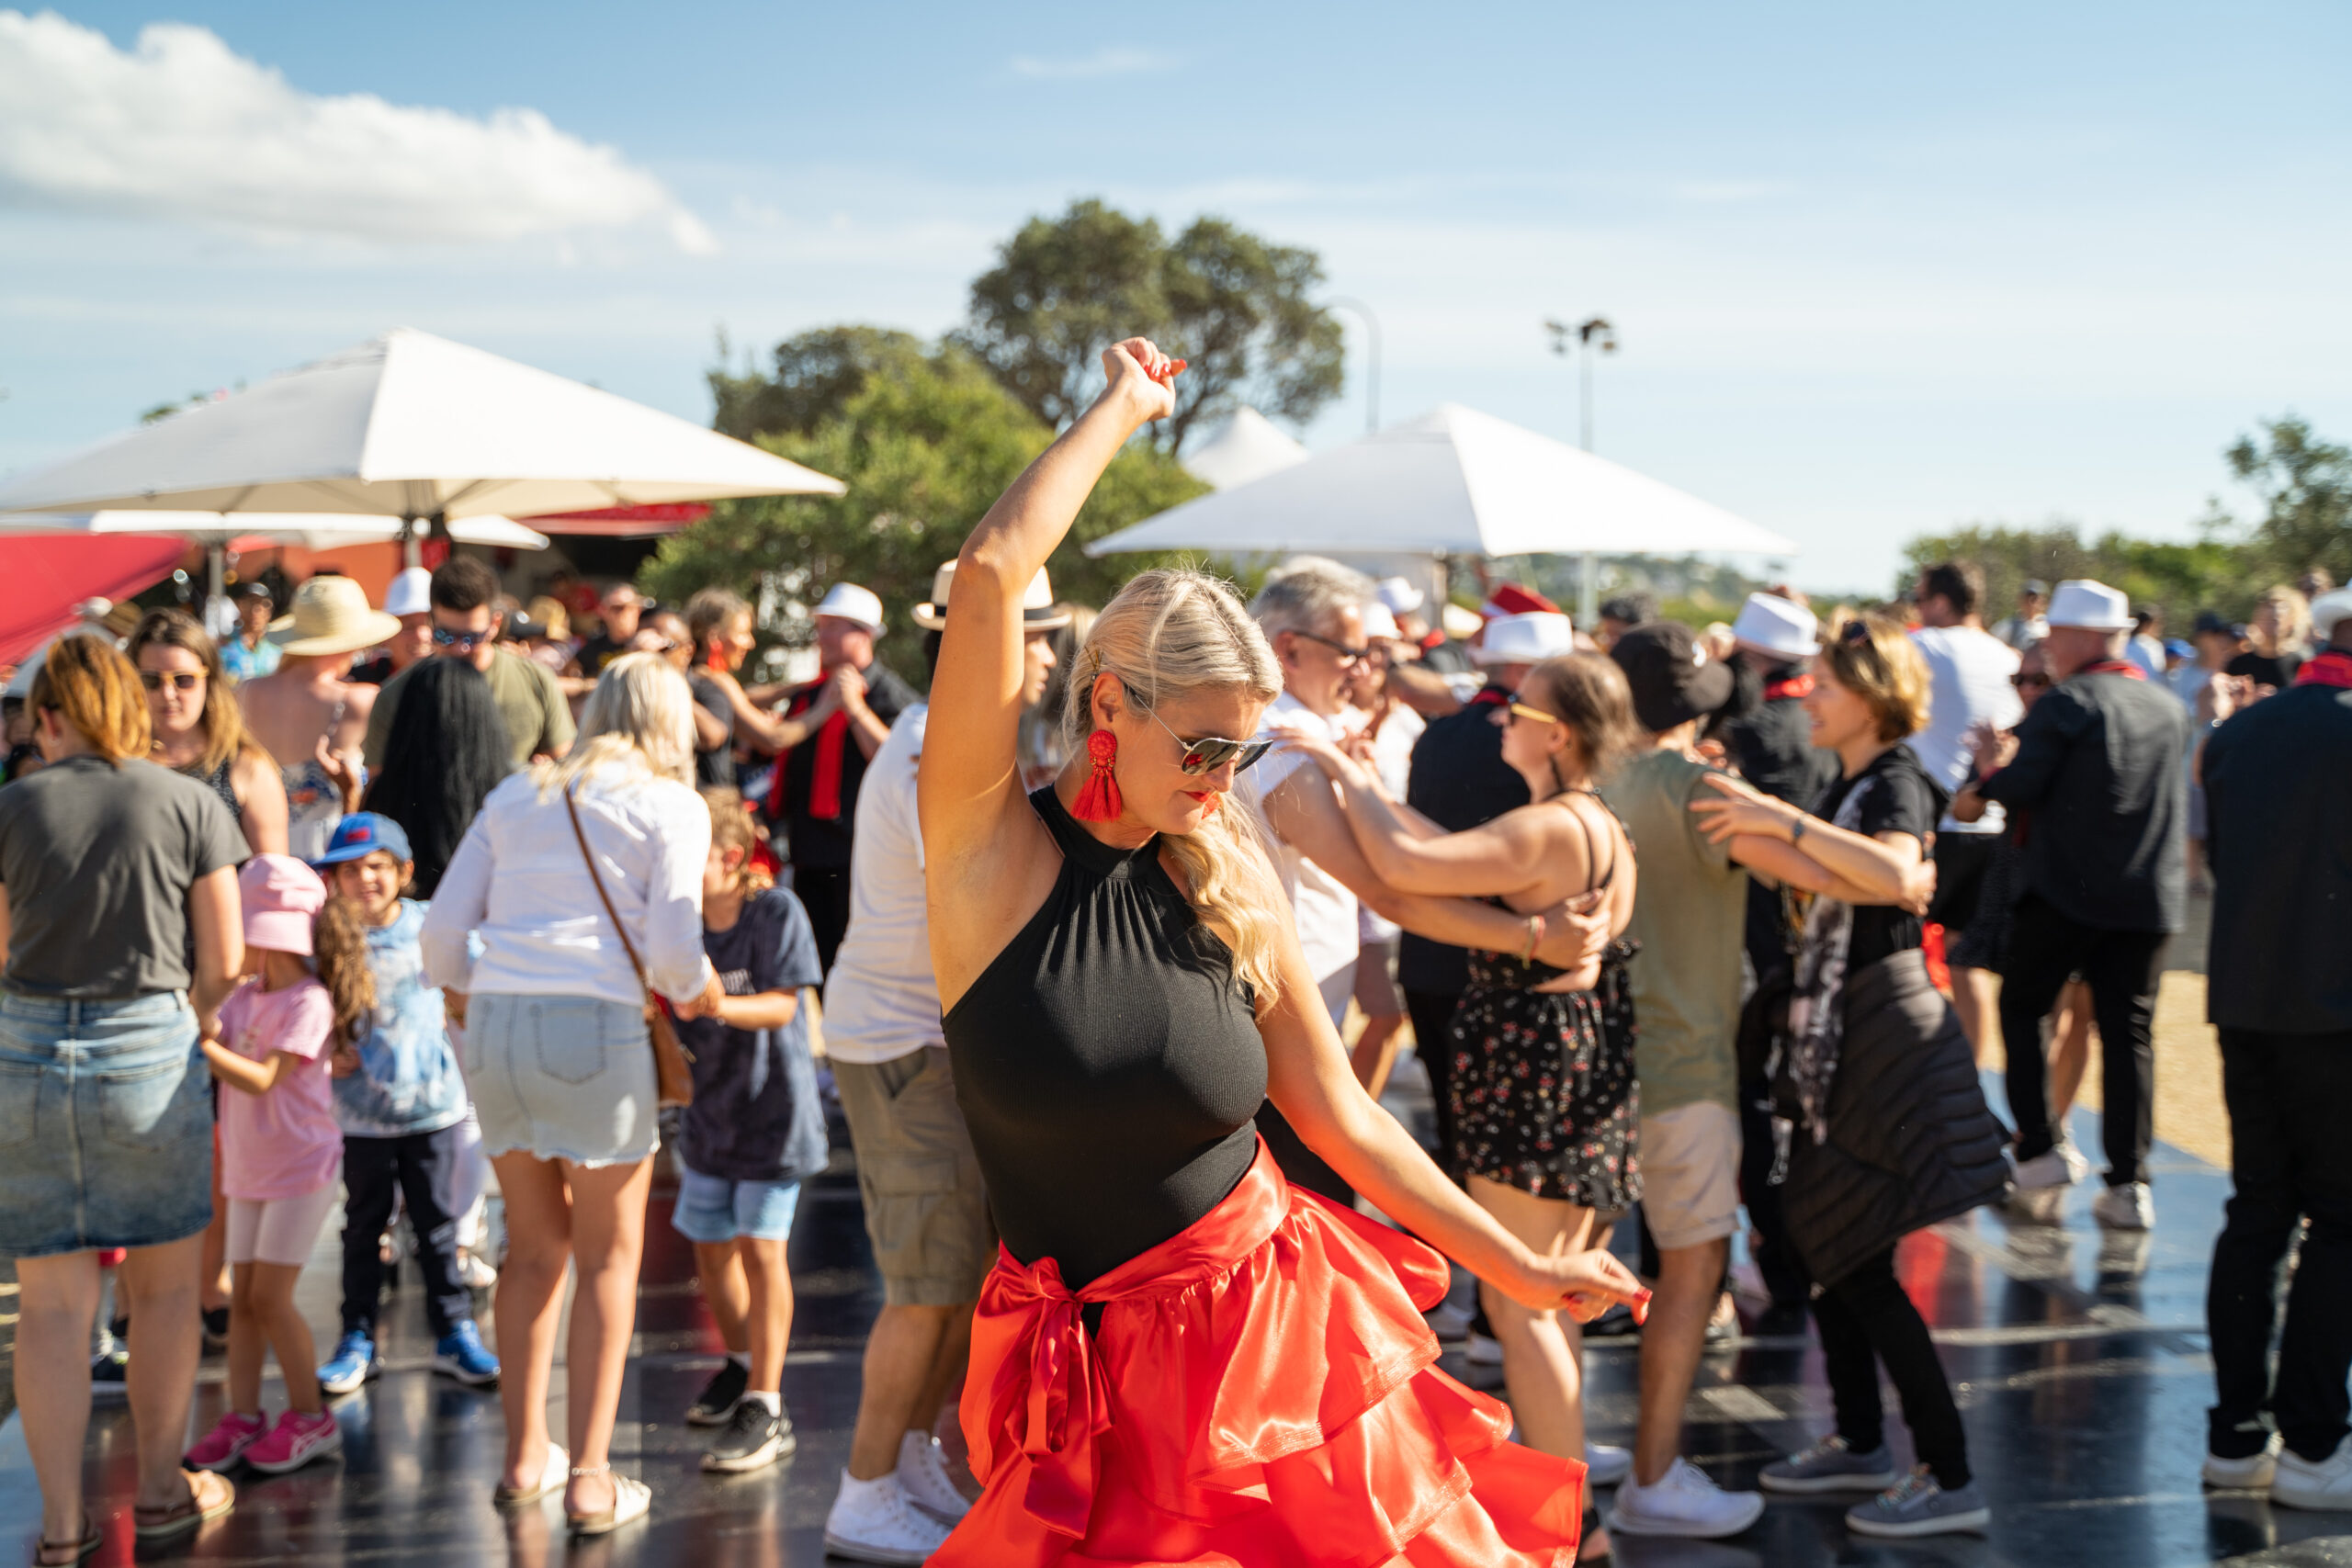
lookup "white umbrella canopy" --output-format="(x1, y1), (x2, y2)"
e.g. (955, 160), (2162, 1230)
(1181, 406), (1309, 491)
(0, 328), (844, 520)
(0, 511), (551, 550)
(1090, 403), (1798, 560)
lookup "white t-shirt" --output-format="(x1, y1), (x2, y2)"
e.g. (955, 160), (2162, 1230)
(1238, 689), (1361, 988)
(1905, 626), (2022, 834)
(823, 705), (944, 1065)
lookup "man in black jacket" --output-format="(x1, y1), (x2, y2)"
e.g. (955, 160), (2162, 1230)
(1963, 579), (2186, 1232)
(2196, 586), (2352, 1510)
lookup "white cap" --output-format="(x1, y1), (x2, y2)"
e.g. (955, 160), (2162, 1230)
(1440, 602), (1483, 640)
(1361, 601), (1400, 641)
(2047, 579), (2133, 632)
(813, 582), (884, 632)
(2310, 587), (2352, 638)
(911, 560), (1070, 631)
(381, 567), (433, 617)
(1473, 611), (1575, 667)
(1730, 592), (1820, 659)
(1374, 576), (1425, 616)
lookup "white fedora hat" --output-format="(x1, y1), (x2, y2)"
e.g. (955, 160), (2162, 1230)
(1730, 592), (1820, 660)
(812, 582), (885, 633)
(1473, 611), (1575, 667)
(1361, 601), (1400, 641)
(270, 576), (402, 657)
(1374, 576), (1426, 616)
(381, 566), (433, 618)
(2309, 586), (2352, 638)
(911, 560), (1071, 632)
(2046, 579), (2134, 632)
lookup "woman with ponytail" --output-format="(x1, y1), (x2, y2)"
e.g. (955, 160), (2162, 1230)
(918, 338), (1647, 1568)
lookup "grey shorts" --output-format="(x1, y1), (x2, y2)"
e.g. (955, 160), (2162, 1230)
(464, 994), (658, 1168)
(833, 1051), (992, 1307)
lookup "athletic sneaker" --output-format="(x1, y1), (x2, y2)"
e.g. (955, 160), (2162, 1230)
(2273, 1436), (2352, 1511)
(245, 1408), (341, 1474)
(899, 1429), (972, 1521)
(90, 1348), (130, 1403)
(318, 1331), (379, 1396)
(201, 1305), (231, 1350)
(687, 1359), (750, 1426)
(825, 1471), (956, 1564)
(456, 1250), (500, 1291)
(2008, 1149), (2075, 1222)
(1584, 1442), (1632, 1487)
(1608, 1457), (1765, 1538)
(432, 1322), (500, 1387)
(1465, 1330), (1505, 1366)
(2203, 1427), (2280, 1489)
(186, 1409), (266, 1472)
(2052, 1133), (2091, 1185)
(1759, 1434), (1898, 1495)
(702, 1400), (796, 1473)
(2092, 1181), (2155, 1231)
(1844, 1466), (1990, 1538)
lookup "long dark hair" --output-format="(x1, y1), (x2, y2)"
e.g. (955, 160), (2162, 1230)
(360, 659), (514, 897)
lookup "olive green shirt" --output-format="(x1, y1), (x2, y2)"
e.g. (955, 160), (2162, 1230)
(364, 649), (575, 773)
(1600, 748), (1749, 1116)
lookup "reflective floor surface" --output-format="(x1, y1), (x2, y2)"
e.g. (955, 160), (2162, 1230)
(6, 1067), (2348, 1566)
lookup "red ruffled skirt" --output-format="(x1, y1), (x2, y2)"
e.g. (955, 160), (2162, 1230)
(933, 1139), (1586, 1567)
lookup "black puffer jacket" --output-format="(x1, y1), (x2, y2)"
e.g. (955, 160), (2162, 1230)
(1773, 949), (2010, 1287)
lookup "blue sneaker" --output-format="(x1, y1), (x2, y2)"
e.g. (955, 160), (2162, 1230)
(318, 1330), (379, 1397)
(432, 1321), (499, 1387)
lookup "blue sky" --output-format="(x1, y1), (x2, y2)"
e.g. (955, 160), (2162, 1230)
(3, 0), (2347, 591)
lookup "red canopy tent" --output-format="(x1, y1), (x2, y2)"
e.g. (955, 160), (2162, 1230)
(521, 502), (711, 538)
(0, 533), (190, 665)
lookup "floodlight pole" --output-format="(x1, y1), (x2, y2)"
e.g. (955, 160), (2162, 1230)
(1544, 315), (1619, 629)
(1329, 298), (1381, 434)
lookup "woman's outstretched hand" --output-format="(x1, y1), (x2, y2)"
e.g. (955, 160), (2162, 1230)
(1689, 769), (1800, 846)
(1503, 1245), (1652, 1323)
(1102, 337), (1181, 425)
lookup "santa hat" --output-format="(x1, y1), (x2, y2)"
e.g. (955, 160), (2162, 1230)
(1481, 582), (1560, 619)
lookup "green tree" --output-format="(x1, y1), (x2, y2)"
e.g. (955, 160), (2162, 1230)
(2206, 416), (2351, 587)
(1899, 523), (2255, 632)
(956, 198), (1344, 453)
(707, 325), (930, 442)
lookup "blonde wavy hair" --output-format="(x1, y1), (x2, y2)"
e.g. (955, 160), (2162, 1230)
(539, 650), (695, 795)
(1821, 613), (1932, 741)
(1061, 569), (1290, 1002)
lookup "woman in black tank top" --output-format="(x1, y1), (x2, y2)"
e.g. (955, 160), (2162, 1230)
(920, 338), (1645, 1568)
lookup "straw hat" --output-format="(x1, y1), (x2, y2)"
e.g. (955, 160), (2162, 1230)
(270, 576), (402, 657)
(911, 560), (1071, 632)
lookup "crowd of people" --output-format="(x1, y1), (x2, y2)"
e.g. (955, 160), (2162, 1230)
(1, 339), (2347, 1566)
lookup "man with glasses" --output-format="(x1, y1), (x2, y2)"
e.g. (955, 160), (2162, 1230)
(363, 556), (574, 774)
(577, 582), (646, 679)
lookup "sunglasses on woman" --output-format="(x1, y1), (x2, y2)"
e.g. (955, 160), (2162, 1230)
(139, 671), (203, 692)
(1507, 700), (1562, 728)
(1141, 705), (1274, 775)
(2009, 671), (2051, 690)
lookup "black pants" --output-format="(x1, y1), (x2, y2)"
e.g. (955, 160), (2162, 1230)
(797, 863), (854, 983)
(2206, 1027), (2352, 1463)
(1997, 894), (2167, 1183)
(341, 1125), (474, 1341)
(1737, 1073), (1807, 1308)
(1811, 1247), (1971, 1489)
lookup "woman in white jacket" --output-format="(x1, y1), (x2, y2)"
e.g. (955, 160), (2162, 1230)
(424, 652), (723, 1535)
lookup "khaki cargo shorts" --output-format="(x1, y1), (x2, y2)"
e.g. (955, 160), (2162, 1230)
(832, 1050), (994, 1307)
(1637, 1100), (1742, 1252)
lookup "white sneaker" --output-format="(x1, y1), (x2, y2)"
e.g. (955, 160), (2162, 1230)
(897, 1430), (972, 1523)
(2203, 1433), (2280, 1490)
(2052, 1134), (2091, 1185)
(456, 1250), (499, 1290)
(824, 1472), (956, 1565)
(1608, 1457), (1765, 1538)
(1585, 1442), (1632, 1487)
(1425, 1301), (1475, 1340)
(2007, 1149), (2075, 1223)
(2091, 1181), (2154, 1231)
(2273, 1436), (2352, 1511)
(1465, 1330), (1505, 1366)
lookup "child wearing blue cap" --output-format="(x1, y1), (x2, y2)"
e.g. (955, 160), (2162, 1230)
(309, 812), (501, 1395)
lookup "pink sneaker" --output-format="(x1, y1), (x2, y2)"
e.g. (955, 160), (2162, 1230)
(186, 1409), (266, 1472)
(245, 1408), (341, 1474)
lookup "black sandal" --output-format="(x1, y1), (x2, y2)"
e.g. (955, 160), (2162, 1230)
(1577, 1505), (1613, 1565)
(32, 1514), (100, 1565)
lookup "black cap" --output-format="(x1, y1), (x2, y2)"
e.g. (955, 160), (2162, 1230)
(2191, 610), (2234, 637)
(1609, 621), (1735, 733)
(2020, 579), (2049, 596)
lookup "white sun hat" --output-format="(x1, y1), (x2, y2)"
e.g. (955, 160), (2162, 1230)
(1374, 576), (1426, 617)
(911, 560), (1071, 632)
(812, 582), (885, 632)
(1473, 611), (1575, 667)
(1730, 592), (1820, 660)
(381, 566), (434, 617)
(1361, 601), (1401, 641)
(2046, 579), (2134, 632)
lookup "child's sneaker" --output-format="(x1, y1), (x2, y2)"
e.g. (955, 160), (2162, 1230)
(318, 1330), (379, 1397)
(431, 1322), (500, 1387)
(686, 1359), (750, 1426)
(186, 1409), (266, 1472)
(245, 1408), (341, 1474)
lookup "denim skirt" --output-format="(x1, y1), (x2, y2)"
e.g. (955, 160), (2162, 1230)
(465, 994), (657, 1168)
(0, 990), (213, 1258)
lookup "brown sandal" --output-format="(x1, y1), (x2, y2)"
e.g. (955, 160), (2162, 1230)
(31, 1514), (99, 1565)
(132, 1469), (236, 1540)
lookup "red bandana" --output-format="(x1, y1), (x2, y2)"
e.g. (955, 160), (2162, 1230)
(2296, 650), (2352, 689)
(765, 683), (854, 822)
(1765, 673), (1815, 701)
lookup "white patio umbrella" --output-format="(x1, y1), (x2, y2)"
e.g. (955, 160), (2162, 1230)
(1182, 406), (1309, 491)
(1090, 403), (1798, 625)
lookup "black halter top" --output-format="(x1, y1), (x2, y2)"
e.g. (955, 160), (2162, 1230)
(943, 786), (1269, 1288)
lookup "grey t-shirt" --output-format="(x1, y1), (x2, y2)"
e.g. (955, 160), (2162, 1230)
(0, 755), (250, 997)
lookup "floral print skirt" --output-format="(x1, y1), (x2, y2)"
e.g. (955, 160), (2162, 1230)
(1445, 953), (1640, 1210)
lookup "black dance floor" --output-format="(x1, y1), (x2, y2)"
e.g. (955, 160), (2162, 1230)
(6, 1066), (2350, 1566)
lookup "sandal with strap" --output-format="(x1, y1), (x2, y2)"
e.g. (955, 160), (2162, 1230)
(493, 1440), (570, 1506)
(565, 1465), (651, 1536)
(132, 1469), (236, 1540)
(32, 1514), (100, 1566)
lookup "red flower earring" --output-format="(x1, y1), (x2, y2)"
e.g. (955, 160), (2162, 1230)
(1070, 729), (1124, 821)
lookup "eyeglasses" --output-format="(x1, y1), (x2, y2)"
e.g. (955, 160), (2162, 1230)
(1838, 619), (1873, 646)
(139, 671), (202, 693)
(431, 624), (496, 651)
(1288, 628), (1369, 667)
(1507, 699), (1562, 728)
(1140, 704), (1274, 776)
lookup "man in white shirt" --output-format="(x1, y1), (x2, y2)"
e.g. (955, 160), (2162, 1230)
(1991, 579), (2051, 651)
(820, 561), (1066, 1565)
(1905, 560), (2022, 1055)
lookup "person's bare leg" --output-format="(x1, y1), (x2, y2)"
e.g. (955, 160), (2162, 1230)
(695, 1241), (750, 1355)
(2051, 979), (2095, 1126)
(490, 1153), (571, 1494)
(119, 1236), (208, 1515)
(1351, 1011), (1409, 1098)
(915, 1301), (974, 1435)
(1951, 966), (1999, 1063)
(15, 1252), (99, 1545)
(737, 1236), (794, 1394)
(199, 1156), (232, 1314)
(224, 1263), (266, 1416)
(249, 1262), (321, 1415)
(847, 1303), (957, 1479)
(560, 1156), (654, 1518)
(1633, 1237), (1730, 1486)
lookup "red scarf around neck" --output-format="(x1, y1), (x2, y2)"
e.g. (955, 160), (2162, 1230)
(2296, 649), (2352, 689)
(1765, 673), (1815, 701)
(765, 684), (853, 822)
(2075, 659), (2146, 681)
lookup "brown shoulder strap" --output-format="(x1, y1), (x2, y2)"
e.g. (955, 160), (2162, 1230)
(563, 785), (653, 1000)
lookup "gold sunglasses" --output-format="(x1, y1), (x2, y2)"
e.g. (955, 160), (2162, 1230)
(1507, 700), (1562, 728)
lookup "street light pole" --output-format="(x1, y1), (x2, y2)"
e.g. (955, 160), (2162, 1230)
(1329, 297), (1381, 435)
(1544, 316), (1619, 627)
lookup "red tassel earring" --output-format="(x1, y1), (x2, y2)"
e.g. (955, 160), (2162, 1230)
(1071, 729), (1124, 821)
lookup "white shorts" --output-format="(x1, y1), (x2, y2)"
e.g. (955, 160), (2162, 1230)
(225, 1185), (340, 1267)
(1638, 1101), (1742, 1252)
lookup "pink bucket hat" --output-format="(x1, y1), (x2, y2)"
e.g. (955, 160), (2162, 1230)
(239, 854), (326, 955)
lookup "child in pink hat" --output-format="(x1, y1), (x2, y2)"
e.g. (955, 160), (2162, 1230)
(186, 855), (377, 1478)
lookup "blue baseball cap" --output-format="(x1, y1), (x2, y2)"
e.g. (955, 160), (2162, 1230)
(312, 812), (412, 867)
(2164, 637), (2194, 660)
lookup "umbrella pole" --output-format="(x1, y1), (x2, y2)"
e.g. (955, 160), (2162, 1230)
(1579, 551), (1598, 632)
(208, 541), (226, 625)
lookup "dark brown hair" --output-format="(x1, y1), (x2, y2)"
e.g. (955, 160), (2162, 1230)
(1521, 652), (1642, 783)
(126, 608), (253, 777)
(28, 635), (150, 763)
(313, 897), (380, 1048)
(1917, 560), (1984, 619)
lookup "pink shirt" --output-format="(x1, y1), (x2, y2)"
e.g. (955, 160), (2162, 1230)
(216, 976), (343, 1201)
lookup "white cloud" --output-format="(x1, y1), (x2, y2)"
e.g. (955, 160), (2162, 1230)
(1008, 46), (1175, 80)
(0, 10), (714, 252)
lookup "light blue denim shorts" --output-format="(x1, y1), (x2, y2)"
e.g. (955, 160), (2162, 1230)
(671, 1160), (801, 1244)
(464, 993), (657, 1168)
(0, 990), (212, 1258)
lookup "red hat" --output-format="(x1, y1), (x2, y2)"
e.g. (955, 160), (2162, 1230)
(1480, 582), (1560, 619)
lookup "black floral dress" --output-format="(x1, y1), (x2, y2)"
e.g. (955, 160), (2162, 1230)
(1446, 793), (1641, 1210)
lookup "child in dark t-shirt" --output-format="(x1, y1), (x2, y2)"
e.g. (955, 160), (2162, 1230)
(672, 789), (825, 1475)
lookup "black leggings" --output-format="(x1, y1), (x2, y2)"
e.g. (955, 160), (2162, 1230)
(1810, 1247), (1970, 1489)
